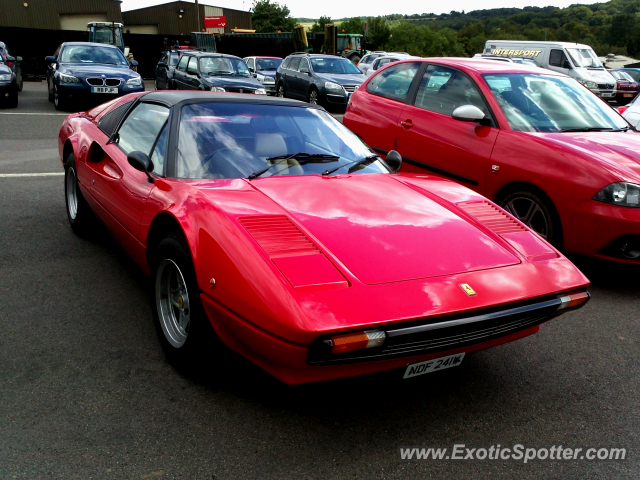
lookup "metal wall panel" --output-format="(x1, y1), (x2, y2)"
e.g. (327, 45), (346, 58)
(0, 0), (122, 30)
(204, 5), (224, 35)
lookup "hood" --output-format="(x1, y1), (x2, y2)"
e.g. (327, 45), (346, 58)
(250, 174), (520, 285)
(579, 68), (616, 83)
(256, 69), (277, 78)
(315, 72), (365, 85)
(204, 75), (263, 89)
(59, 63), (139, 79)
(539, 131), (640, 181)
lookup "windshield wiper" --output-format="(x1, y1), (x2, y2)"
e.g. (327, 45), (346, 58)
(209, 70), (233, 75)
(322, 155), (379, 176)
(558, 127), (617, 132)
(247, 153), (340, 179)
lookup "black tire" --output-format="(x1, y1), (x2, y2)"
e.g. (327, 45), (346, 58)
(498, 189), (562, 248)
(308, 87), (319, 105)
(64, 153), (94, 234)
(54, 85), (66, 111)
(47, 79), (54, 102)
(276, 83), (285, 98)
(349, 53), (361, 65)
(17, 69), (23, 92)
(151, 233), (218, 372)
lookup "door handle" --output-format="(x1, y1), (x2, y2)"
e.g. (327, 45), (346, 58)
(400, 119), (413, 129)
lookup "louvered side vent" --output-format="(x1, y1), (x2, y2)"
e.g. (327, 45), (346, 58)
(239, 216), (320, 258)
(98, 100), (133, 137)
(458, 201), (525, 234)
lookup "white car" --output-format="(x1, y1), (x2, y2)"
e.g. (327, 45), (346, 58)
(364, 54), (418, 77)
(357, 52), (388, 75)
(621, 94), (640, 128)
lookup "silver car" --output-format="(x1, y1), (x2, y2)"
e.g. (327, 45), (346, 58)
(364, 54), (418, 78)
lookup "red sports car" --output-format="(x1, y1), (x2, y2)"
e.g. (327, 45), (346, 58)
(344, 58), (640, 263)
(59, 91), (589, 384)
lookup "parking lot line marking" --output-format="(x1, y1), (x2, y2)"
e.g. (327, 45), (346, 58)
(0, 113), (68, 116)
(0, 173), (64, 177)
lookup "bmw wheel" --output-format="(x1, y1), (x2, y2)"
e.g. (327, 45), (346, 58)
(499, 189), (561, 247)
(151, 233), (218, 371)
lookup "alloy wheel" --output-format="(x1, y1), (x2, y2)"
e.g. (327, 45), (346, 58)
(502, 196), (550, 239)
(65, 166), (78, 220)
(155, 259), (191, 348)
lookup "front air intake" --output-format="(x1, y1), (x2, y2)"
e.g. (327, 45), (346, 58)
(457, 201), (525, 234)
(238, 215), (320, 258)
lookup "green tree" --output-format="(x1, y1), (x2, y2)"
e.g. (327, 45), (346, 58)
(339, 17), (365, 34)
(310, 15), (332, 33)
(367, 16), (391, 47)
(251, 0), (297, 33)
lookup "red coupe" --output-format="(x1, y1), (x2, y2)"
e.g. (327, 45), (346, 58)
(59, 91), (589, 384)
(344, 58), (640, 263)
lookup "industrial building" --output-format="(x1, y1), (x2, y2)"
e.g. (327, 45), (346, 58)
(0, 0), (123, 31)
(122, 1), (252, 35)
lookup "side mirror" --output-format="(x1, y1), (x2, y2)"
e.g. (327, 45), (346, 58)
(130, 60), (139, 68)
(15, 56), (22, 62)
(385, 150), (402, 173)
(248, 67), (255, 73)
(452, 105), (487, 124)
(127, 151), (155, 183)
(300, 68), (311, 75)
(45, 56), (57, 63)
(158, 61), (167, 68)
(563, 60), (572, 69)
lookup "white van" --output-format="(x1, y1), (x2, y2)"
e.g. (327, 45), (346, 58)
(483, 40), (616, 99)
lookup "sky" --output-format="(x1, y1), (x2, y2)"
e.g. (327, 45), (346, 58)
(120, 0), (586, 20)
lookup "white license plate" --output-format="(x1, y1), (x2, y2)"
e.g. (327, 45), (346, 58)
(601, 93), (614, 97)
(91, 87), (118, 94)
(403, 353), (465, 379)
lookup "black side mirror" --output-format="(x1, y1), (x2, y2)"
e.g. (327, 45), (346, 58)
(130, 60), (139, 68)
(158, 61), (167, 68)
(45, 55), (57, 63)
(127, 151), (155, 183)
(563, 60), (572, 69)
(385, 150), (402, 173)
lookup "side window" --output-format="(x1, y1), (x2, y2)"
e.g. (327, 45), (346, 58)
(299, 58), (310, 72)
(150, 121), (169, 176)
(625, 70), (640, 82)
(187, 56), (198, 74)
(366, 62), (421, 102)
(360, 55), (370, 64)
(288, 57), (301, 71)
(176, 55), (189, 72)
(247, 58), (255, 70)
(414, 65), (489, 117)
(116, 103), (170, 157)
(549, 49), (568, 68)
(281, 57), (291, 69)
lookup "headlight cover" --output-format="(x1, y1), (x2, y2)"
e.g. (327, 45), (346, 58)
(0, 73), (11, 82)
(325, 81), (343, 91)
(210, 86), (226, 92)
(582, 80), (598, 89)
(126, 77), (142, 86)
(254, 88), (267, 95)
(262, 77), (275, 84)
(59, 73), (79, 84)
(594, 182), (640, 207)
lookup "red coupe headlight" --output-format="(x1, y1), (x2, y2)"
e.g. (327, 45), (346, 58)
(328, 330), (386, 354)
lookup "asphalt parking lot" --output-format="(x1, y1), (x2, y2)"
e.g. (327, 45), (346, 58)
(1, 80), (639, 480)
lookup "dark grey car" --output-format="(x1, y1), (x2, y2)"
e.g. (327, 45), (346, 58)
(275, 54), (365, 108)
(0, 41), (23, 92)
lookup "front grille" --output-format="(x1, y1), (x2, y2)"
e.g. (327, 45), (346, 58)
(225, 87), (256, 94)
(307, 297), (563, 365)
(105, 78), (121, 87)
(343, 85), (358, 93)
(87, 78), (104, 86)
(598, 83), (614, 89)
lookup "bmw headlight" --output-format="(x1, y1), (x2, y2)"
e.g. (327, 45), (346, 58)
(594, 182), (640, 207)
(210, 86), (226, 92)
(254, 88), (267, 95)
(0, 73), (11, 82)
(126, 77), (142, 86)
(59, 73), (79, 84)
(325, 81), (343, 91)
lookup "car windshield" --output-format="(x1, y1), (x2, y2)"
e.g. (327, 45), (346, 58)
(565, 48), (603, 68)
(199, 57), (250, 76)
(60, 45), (127, 65)
(484, 73), (628, 132)
(175, 103), (388, 179)
(256, 58), (282, 70)
(310, 58), (362, 74)
(612, 70), (634, 82)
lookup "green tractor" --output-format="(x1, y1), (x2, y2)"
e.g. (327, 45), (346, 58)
(337, 34), (366, 64)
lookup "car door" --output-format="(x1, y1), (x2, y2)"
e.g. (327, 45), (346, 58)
(157, 52), (169, 89)
(295, 57), (312, 99)
(173, 55), (189, 89)
(345, 61), (423, 155)
(89, 102), (170, 245)
(395, 64), (500, 194)
(186, 56), (202, 90)
(283, 57), (301, 98)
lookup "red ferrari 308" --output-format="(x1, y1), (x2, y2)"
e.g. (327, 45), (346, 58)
(344, 58), (640, 263)
(59, 91), (589, 384)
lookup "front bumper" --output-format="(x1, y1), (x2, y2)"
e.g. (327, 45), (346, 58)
(0, 81), (17, 98)
(557, 196), (640, 262)
(615, 90), (638, 105)
(58, 82), (144, 102)
(594, 89), (616, 99)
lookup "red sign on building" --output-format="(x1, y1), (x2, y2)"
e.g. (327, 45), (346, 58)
(204, 16), (227, 28)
